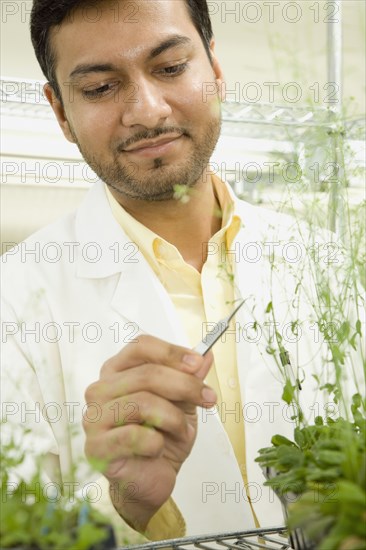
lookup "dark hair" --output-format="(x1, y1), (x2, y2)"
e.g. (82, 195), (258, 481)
(30, 0), (214, 102)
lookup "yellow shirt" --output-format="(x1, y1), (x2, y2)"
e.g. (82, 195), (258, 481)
(105, 176), (257, 539)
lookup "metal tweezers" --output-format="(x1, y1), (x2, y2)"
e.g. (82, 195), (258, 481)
(193, 299), (302, 391)
(193, 299), (245, 356)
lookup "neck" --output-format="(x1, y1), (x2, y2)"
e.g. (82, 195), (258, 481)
(109, 171), (222, 272)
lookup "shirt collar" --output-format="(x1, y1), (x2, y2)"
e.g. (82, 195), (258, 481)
(105, 175), (242, 264)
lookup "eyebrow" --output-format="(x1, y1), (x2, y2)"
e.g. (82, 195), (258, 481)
(68, 34), (192, 81)
(148, 35), (191, 60)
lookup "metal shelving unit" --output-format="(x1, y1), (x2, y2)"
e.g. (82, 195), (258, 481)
(1, 75), (363, 147)
(121, 527), (294, 550)
(0, 76), (349, 131)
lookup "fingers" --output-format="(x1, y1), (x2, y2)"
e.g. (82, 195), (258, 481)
(83, 336), (216, 477)
(85, 423), (165, 464)
(194, 350), (214, 381)
(84, 392), (192, 436)
(100, 334), (210, 378)
(83, 392), (200, 468)
(85, 362), (216, 406)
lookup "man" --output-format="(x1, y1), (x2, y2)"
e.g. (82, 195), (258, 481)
(1, 0), (341, 542)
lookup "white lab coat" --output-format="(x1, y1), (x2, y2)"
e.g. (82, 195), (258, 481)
(1, 180), (348, 536)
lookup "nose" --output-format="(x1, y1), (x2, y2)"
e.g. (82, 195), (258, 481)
(121, 78), (172, 128)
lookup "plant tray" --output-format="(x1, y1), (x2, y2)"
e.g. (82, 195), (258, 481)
(120, 526), (295, 549)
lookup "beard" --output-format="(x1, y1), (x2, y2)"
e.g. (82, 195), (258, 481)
(69, 117), (221, 202)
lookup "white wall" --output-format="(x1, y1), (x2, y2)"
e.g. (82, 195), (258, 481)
(1, 0), (365, 246)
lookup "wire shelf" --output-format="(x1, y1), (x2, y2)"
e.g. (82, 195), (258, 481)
(120, 527), (294, 550)
(0, 77), (337, 128)
(2, 77), (363, 141)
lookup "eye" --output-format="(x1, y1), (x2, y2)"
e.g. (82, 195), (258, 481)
(158, 63), (188, 77)
(82, 82), (118, 99)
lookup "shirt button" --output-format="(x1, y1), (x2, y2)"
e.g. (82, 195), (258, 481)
(227, 377), (237, 389)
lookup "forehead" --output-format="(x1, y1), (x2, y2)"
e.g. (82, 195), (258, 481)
(51, 0), (200, 79)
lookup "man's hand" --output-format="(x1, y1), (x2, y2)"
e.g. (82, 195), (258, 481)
(82, 335), (216, 532)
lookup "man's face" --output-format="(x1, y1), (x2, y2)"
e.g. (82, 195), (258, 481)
(48, 0), (224, 201)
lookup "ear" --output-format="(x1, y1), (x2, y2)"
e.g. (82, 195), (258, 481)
(43, 83), (76, 143)
(208, 39), (225, 102)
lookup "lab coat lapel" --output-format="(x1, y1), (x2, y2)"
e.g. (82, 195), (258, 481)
(110, 257), (187, 344)
(230, 202), (293, 526)
(74, 180), (187, 345)
(230, 204), (269, 391)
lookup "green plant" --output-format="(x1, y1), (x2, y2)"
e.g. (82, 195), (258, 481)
(248, 110), (366, 549)
(0, 431), (116, 550)
(256, 395), (366, 549)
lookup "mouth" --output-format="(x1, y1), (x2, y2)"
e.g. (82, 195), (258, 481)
(122, 134), (184, 157)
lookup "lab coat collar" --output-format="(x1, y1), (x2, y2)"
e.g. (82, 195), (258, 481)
(75, 180), (134, 279)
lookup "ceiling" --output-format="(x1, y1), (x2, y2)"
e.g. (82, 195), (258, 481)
(1, 0), (365, 115)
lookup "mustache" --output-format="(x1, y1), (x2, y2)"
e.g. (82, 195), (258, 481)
(116, 126), (190, 152)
